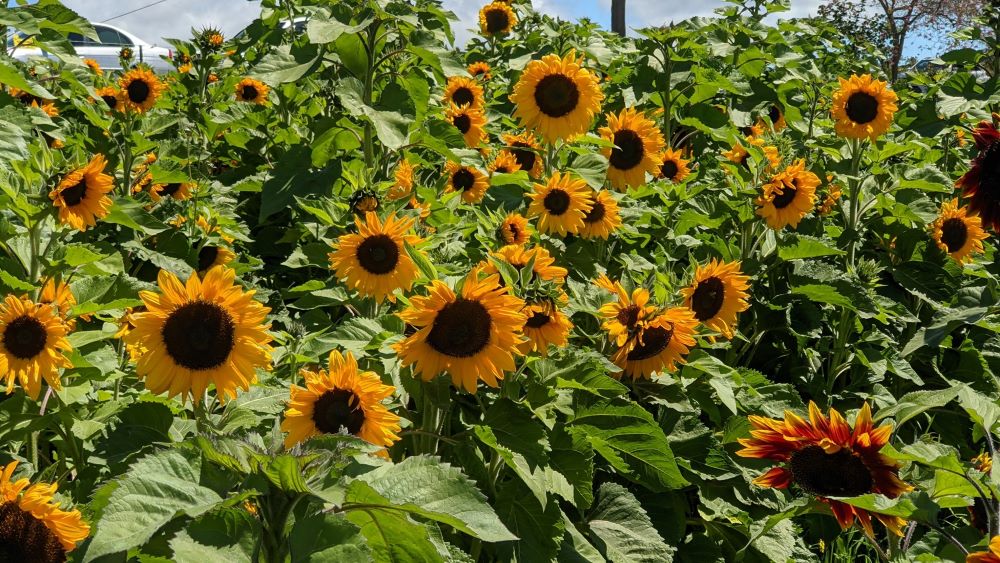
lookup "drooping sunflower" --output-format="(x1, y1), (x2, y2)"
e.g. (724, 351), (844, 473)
(444, 161), (490, 204)
(481, 244), (568, 286)
(38, 279), (77, 322)
(488, 150), (522, 177)
(755, 159), (819, 230)
(150, 182), (194, 202)
(723, 136), (781, 171)
(443, 76), (484, 109)
(831, 74), (898, 140)
(526, 172), (593, 236)
(737, 402), (912, 537)
(595, 275), (656, 348)
(680, 259), (750, 339)
(349, 188), (381, 215)
(118, 67), (164, 113)
(511, 50), (604, 143)
(658, 147), (691, 183)
(0, 460), (90, 558)
(387, 159), (416, 200)
(498, 213), (532, 246)
(83, 57), (102, 75)
(467, 61), (491, 80)
(518, 302), (572, 356)
(579, 189), (622, 239)
(599, 107), (665, 190)
(968, 537), (1000, 563)
(957, 119), (1000, 232)
(502, 131), (544, 178)
(329, 212), (423, 302)
(281, 349), (401, 450)
(394, 268), (526, 393)
(235, 77), (269, 105)
(757, 104), (786, 133)
(445, 103), (487, 148)
(197, 245), (235, 272)
(0, 295), (72, 400)
(930, 198), (988, 264)
(124, 267), (273, 404)
(612, 308), (698, 380)
(49, 154), (114, 232)
(479, 1), (517, 36)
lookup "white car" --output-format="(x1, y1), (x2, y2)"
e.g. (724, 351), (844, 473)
(9, 22), (173, 73)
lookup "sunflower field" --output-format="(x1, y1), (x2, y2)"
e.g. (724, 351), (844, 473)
(2, 0), (1000, 560)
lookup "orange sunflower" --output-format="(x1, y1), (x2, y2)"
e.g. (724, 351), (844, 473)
(737, 402), (912, 537)
(611, 308), (698, 379)
(49, 155), (114, 231)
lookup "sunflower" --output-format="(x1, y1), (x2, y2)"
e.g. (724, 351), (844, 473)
(498, 213), (532, 246)
(519, 302), (572, 356)
(612, 308), (698, 380)
(502, 131), (544, 178)
(818, 178), (842, 215)
(349, 189), (381, 215)
(10, 88), (58, 117)
(197, 245), (235, 272)
(329, 212), (423, 302)
(0, 460), (90, 557)
(488, 150), (522, 177)
(831, 74), (898, 140)
(680, 259), (750, 339)
(444, 161), (490, 204)
(0, 295), (72, 400)
(579, 189), (622, 239)
(124, 267), (273, 404)
(445, 103), (487, 148)
(443, 76), (484, 109)
(723, 136), (781, 171)
(930, 198), (988, 264)
(658, 147), (691, 183)
(83, 58), (102, 75)
(481, 244), (568, 286)
(281, 349), (401, 450)
(479, 2), (517, 36)
(527, 172), (593, 236)
(407, 196), (432, 220)
(511, 50), (604, 143)
(150, 182), (194, 202)
(973, 452), (993, 473)
(388, 159), (415, 200)
(468, 61), (491, 80)
(235, 78), (269, 105)
(968, 537), (1000, 563)
(599, 107), (665, 190)
(758, 104), (786, 133)
(49, 154), (114, 232)
(38, 279), (76, 321)
(596, 275), (655, 348)
(118, 67), (164, 113)
(755, 159), (819, 230)
(394, 268), (526, 393)
(957, 119), (1000, 232)
(736, 402), (912, 537)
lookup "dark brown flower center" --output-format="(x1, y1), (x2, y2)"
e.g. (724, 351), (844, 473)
(788, 445), (873, 497)
(0, 501), (66, 563)
(543, 189), (571, 216)
(845, 92), (878, 124)
(660, 160), (678, 180)
(616, 305), (640, 328)
(452, 86), (475, 107)
(453, 168), (475, 191)
(609, 129), (644, 171)
(524, 311), (551, 329)
(159, 183), (182, 198)
(241, 85), (258, 101)
(161, 300), (235, 370)
(101, 94), (119, 109)
(534, 74), (580, 118)
(978, 141), (1000, 204)
(312, 389), (365, 435)
(426, 298), (492, 358)
(940, 217), (968, 252)
(356, 234), (400, 275)
(126, 79), (151, 104)
(453, 113), (472, 134)
(511, 142), (537, 172)
(198, 246), (220, 271)
(485, 8), (511, 33)
(59, 181), (87, 207)
(584, 201), (606, 223)
(2, 315), (47, 360)
(690, 276), (725, 321)
(771, 181), (798, 210)
(769, 105), (781, 123)
(626, 325), (673, 361)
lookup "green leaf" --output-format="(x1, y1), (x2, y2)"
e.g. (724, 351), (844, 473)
(569, 153), (610, 189)
(104, 201), (169, 235)
(956, 386), (1000, 434)
(405, 239), (437, 281)
(252, 44), (321, 85)
(569, 400), (688, 491)
(83, 449), (223, 562)
(343, 481), (445, 563)
(495, 480), (564, 563)
(777, 234), (844, 260)
(790, 284), (854, 310)
(358, 456), (517, 542)
(262, 455), (311, 493)
(289, 513), (370, 563)
(169, 508), (258, 563)
(587, 483), (674, 563)
(873, 386), (962, 425)
(480, 399), (549, 468)
(901, 308), (989, 357)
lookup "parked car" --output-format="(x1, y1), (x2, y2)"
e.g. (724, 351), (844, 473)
(8, 22), (173, 73)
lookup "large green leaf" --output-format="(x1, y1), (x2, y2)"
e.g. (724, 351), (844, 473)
(587, 483), (674, 562)
(343, 481), (445, 563)
(495, 480), (565, 563)
(289, 513), (370, 563)
(169, 509), (258, 563)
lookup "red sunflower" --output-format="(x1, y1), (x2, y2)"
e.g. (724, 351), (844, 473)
(957, 118), (1000, 232)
